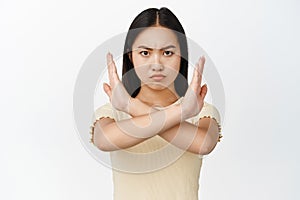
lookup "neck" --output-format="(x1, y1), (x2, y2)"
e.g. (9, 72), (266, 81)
(135, 84), (180, 107)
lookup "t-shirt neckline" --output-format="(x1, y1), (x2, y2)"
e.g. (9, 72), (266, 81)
(153, 97), (184, 110)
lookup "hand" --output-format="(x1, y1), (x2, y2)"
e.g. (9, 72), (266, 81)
(181, 56), (208, 120)
(103, 52), (133, 113)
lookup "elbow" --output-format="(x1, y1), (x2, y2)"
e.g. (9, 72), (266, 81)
(197, 118), (220, 155)
(199, 145), (212, 156)
(95, 139), (110, 152)
(198, 133), (218, 155)
(201, 145), (215, 155)
(94, 137), (110, 152)
(93, 126), (113, 152)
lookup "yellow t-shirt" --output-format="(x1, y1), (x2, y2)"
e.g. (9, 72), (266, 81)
(90, 97), (222, 200)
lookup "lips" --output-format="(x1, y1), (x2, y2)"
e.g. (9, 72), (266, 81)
(150, 74), (166, 78)
(150, 74), (166, 81)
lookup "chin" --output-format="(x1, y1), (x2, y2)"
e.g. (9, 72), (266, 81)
(147, 83), (169, 90)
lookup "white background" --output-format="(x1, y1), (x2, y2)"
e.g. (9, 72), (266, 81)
(1, 0), (299, 199)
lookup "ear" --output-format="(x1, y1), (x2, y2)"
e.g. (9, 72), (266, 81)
(128, 52), (132, 62)
(127, 49), (132, 62)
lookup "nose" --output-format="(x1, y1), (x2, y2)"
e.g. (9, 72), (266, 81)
(150, 53), (164, 71)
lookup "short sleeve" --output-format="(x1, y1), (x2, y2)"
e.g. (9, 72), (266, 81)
(89, 103), (116, 145)
(191, 102), (223, 143)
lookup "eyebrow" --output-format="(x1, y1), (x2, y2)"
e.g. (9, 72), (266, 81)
(137, 45), (176, 50)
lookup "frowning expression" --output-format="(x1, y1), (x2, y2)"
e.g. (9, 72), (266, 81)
(131, 26), (181, 90)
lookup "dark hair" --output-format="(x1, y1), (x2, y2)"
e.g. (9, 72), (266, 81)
(122, 7), (189, 98)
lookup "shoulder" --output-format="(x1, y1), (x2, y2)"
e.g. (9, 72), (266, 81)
(201, 101), (221, 124)
(94, 102), (131, 121)
(95, 102), (113, 112)
(186, 101), (221, 126)
(192, 101), (223, 141)
(93, 102), (114, 120)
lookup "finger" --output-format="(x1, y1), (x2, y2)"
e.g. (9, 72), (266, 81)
(106, 52), (114, 86)
(103, 82), (112, 99)
(198, 55), (205, 84)
(191, 62), (200, 85)
(106, 52), (113, 71)
(107, 52), (116, 73)
(200, 84), (208, 99)
(107, 52), (120, 81)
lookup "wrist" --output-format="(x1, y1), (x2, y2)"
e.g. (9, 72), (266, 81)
(178, 103), (189, 122)
(179, 96), (191, 121)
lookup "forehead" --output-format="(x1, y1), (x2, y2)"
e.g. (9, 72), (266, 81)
(132, 27), (179, 49)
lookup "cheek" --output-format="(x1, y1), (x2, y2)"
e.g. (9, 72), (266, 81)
(172, 55), (181, 69)
(133, 65), (149, 83)
(164, 56), (181, 77)
(134, 67), (146, 77)
(132, 54), (144, 69)
(167, 58), (181, 86)
(132, 53), (152, 82)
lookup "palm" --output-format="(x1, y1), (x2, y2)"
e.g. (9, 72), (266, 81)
(103, 52), (132, 113)
(181, 56), (208, 119)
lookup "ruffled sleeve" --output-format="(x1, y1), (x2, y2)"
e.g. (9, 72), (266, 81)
(191, 102), (223, 143)
(89, 102), (116, 145)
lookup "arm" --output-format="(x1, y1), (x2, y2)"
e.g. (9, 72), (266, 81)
(94, 52), (182, 151)
(125, 56), (220, 155)
(129, 99), (220, 155)
(94, 99), (220, 154)
(160, 117), (220, 155)
(93, 101), (183, 151)
(95, 53), (218, 154)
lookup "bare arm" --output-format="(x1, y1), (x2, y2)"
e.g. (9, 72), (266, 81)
(93, 98), (220, 154)
(93, 52), (183, 151)
(94, 53), (220, 154)
(93, 102), (182, 151)
(159, 117), (220, 155)
(129, 99), (221, 155)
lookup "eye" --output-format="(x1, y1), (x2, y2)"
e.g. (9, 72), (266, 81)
(163, 50), (174, 57)
(140, 50), (150, 57)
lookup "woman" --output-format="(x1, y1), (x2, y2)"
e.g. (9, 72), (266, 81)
(90, 7), (222, 200)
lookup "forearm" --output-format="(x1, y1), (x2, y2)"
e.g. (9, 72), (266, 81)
(159, 122), (210, 155)
(94, 103), (183, 151)
(159, 116), (221, 155)
(129, 98), (215, 155)
(94, 120), (148, 151)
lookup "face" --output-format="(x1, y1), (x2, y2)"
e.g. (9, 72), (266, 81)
(131, 26), (181, 90)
